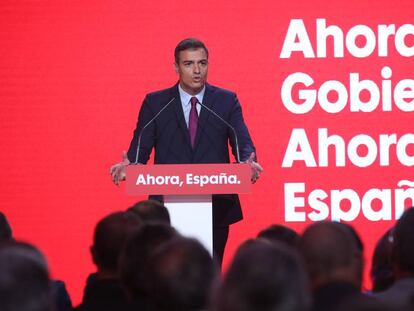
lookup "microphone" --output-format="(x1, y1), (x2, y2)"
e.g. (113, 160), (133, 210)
(197, 101), (241, 163)
(134, 97), (175, 164)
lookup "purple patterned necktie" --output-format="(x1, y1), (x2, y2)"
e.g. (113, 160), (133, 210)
(189, 96), (199, 148)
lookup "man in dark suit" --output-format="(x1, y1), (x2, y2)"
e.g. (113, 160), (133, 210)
(110, 38), (262, 263)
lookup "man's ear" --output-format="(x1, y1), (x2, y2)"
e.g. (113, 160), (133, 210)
(174, 62), (179, 74)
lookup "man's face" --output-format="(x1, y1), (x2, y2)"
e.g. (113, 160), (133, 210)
(175, 48), (208, 95)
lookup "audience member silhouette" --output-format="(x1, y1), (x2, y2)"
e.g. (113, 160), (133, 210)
(300, 221), (369, 311)
(127, 200), (170, 225)
(76, 211), (142, 311)
(374, 207), (414, 309)
(120, 223), (177, 308)
(370, 228), (395, 292)
(0, 241), (52, 311)
(0, 212), (72, 311)
(146, 237), (217, 311)
(6, 206), (414, 311)
(214, 239), (310, 311)
(0, 212), (13, 241)
(257, 224), (300, 248)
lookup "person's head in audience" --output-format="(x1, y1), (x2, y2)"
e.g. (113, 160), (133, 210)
(257, 224), (300, 248)
(91, 211), (142, 279)
(146, 236), (217, 311)
(334, 222), (364, 253)
(215, 239), (310, 311)
(371, 227), (395, 292)
(0, 241), (52, 311)
(392, 207), (414, 279)
(300, 221), (363, 290)
(0, 212), (13, 241)
(120, 223), (177, 301)
(127, 200), (170, 225)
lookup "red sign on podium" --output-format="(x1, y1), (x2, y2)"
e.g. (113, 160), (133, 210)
(126, 163), (251, 195)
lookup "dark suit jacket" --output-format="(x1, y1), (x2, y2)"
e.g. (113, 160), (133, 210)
(127, 83), (255, 226)
(312, 281), (376, 311)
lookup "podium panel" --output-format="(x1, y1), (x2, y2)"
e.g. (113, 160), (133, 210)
(164, 195), (213, 255)
(126, 163), (251, 256)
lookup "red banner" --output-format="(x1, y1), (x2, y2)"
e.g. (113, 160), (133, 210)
(126, 164), (251, 195)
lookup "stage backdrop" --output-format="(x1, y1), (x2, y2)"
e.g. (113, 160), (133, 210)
(1, 0), (413, 304)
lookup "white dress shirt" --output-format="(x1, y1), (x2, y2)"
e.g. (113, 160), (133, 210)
(178, 84), (205, 128)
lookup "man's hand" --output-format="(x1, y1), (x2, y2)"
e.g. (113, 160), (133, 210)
(245, 152), (263, 184)
(110, 151), (130, 185)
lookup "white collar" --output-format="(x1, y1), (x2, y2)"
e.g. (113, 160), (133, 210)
(178, 83), (205, 105)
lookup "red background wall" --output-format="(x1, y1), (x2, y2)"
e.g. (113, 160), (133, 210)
(1, 0), (413, 304)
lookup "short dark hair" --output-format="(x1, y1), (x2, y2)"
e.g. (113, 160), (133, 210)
(334, 222), (364, 253)
(300, 221), (363, 287)
(216, 239), (310, 311)
(257, 224), (300, 248)
(128, 200), (170, 225)
(371, 228), (395, 292)
(393, 207), (414, 274)
(174, 38), (209, 64)
(146, 237), (217, 311)
(120, 224), (177, 300)
(0, 241), (52, 311)
(92, 211), (142, 272)
(0, 212), (12, 241)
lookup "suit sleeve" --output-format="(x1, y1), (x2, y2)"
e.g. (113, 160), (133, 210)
(127, 95), (156, 164)
(229, 94), (256, 162)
